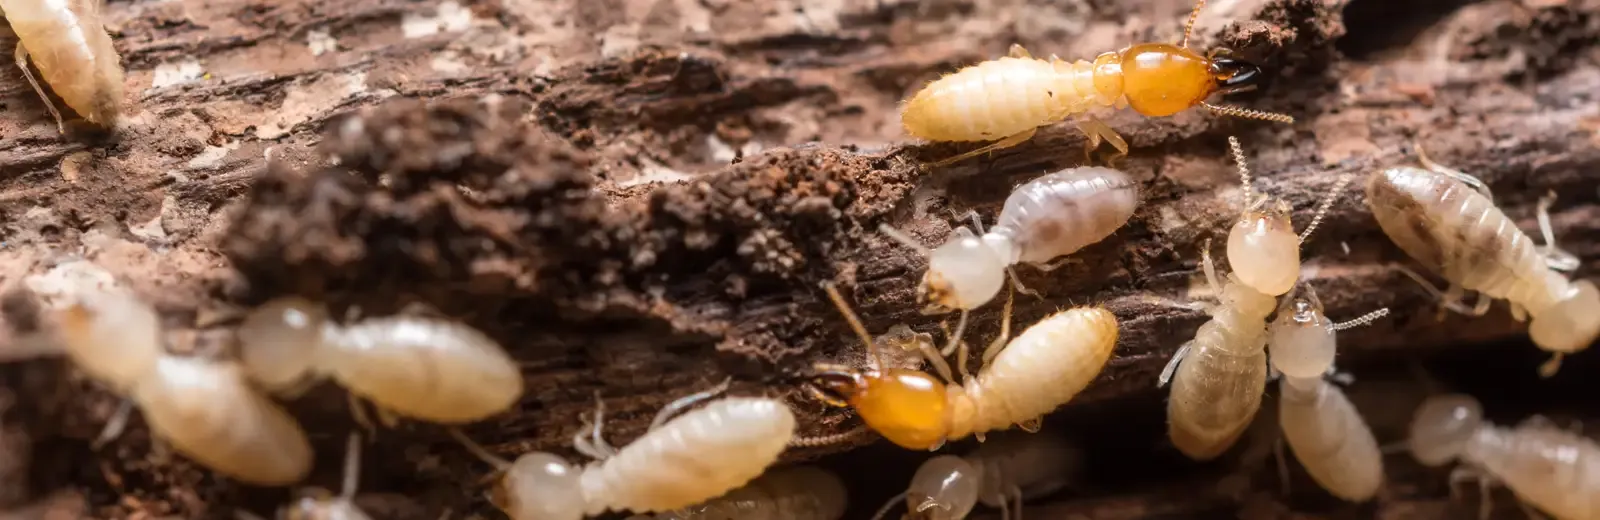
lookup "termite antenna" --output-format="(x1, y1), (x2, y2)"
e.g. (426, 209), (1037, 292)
(340, 432), (361, 500)
(1202, 103), (1295, 124)
(788, 424), (870, 448)
(1299, 173), (1353, 243)
(822, 282), (883, 371)
(1413, 139), (1493, 200)
(870, 490), (911, 520)
(1180, 0), (1207, 48)
(649, 376), (735, 431)
(446, 428), (512, 470)
(879, 224), (933, 255)
(1227, 135), (1253, 202)
(1330, 308), (1391, 332)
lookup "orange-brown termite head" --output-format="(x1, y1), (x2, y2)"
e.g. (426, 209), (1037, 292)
(1115, 45), (1264, 118)
(808, 364), (951, 451)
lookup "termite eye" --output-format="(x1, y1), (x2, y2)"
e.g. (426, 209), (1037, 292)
(1210, 56), (1263, 95)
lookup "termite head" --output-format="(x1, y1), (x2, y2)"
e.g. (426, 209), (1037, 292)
(1227, 198), (1300, 296)
(238, 297), (328, 393)
(53, 291), (163, 391)
(1207, 49), (1264, 96)
(1408, 394), (1484, 466)
(923, 235), (1006, 312)
(1118, 43), (1219, 117)
(1268, 286), (1335, 379)
(807, 364), (951, 451)
(495, 452), (585, 520)
(1528, 279), (1600, 355)
(904, 455), (979, 520)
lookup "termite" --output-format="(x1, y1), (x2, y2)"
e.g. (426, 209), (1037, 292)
(1408, 393), (1600, 520)
(879, 166), (1138, 376)
(808, 282), (1119, 451)
(0, 0), (125, 132)
(1266, 285), (1390, 502)
(238, 297), (524, 425)
(50, 290), (313, 486)
(1157, 137), (1348, 461)
(898, 0), (1293, 167)
(449, 390), (797, 519)
(1366, 148), (1599, 377)
(277, 433), (372, 520)
(871, 431), (1080, 520)
(622, 465), (848, 520)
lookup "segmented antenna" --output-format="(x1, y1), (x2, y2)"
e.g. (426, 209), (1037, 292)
(1299, 174), (1354, 242)
(1330, 308), (1391, 332)
(1203, 103), (1296, 124)
(823, 282), (882, 371)
(1226, 136), (1253, 201)
(788, 424), (870, 448)
(1181, 0), (1208, 48)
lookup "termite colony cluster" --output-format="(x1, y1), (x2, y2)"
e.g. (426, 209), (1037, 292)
(3, 0), (1597, 518)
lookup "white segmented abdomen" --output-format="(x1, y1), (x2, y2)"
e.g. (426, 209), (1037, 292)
(642, 466), (846, 520)
(1467, 425), (1600, 520)
(954, 308), (1118, 438)
(992, 167), (1139, 265)
(132, 356), (313, 486)
(582, 397), (798, 516)
(1366, 167), (1565, 312)
(324, 317), (523, 423)
(901, 57), (1101, 142)
(1278, 378), (1382, 501)
(1167, 279), (1276, 460)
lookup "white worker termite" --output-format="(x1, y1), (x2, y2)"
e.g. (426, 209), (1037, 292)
(449, 388), (797, 520)
(1223, 136), (1351, 297)
(622, 465), (848, 520)
(809, 282), (1119, 452)
(238, 297), (524, 425)
(1408, 393), (1600, 520)
(879, 166), (1137, 374)
(1366, 146), (1599, 377)
(49, 289), (313, 485)
(1266, 285), (1390, 502)
(870, 431), (1081, 520)
(0, 0), (126, 132)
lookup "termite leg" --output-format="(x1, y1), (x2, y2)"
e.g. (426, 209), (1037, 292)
(1029, 255), (1081, 273)
(1392, 265), (1484, 319)
(1018, 416), (1042, 433)
(868, 491), (909, 520)
(1009, 486), (1026, 520)
(1415, 141), (1493, 200)
(1538, 353), (1564, 379)
(1074, 117), (1128, 165)
(1008, 43), (1033, 59)
(14, 44), (66, 134)
(1535, 191), (1581, 272)
(953, 309), (974, 383)
(981, 283), (1016, 365)
(1446, 465), (1497, 520)
(648, 376), (733, 431)
(340, 432), (362, 500)
(996, 491), (1012, 520)
(1510, 303), (1528, 322)
(931, 128), (1037, 167)
(1273, 435), (1291, 496)
(91, 400), (136, 449)
(913, 338), (956, 385)
(1157, 341), (1194, 388)
(1325, 365), (1355, 386)
(347, 393), (379, 438)
(572, 393), (617, 460)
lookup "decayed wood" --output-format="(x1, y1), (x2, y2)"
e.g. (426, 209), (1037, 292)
(1, 0), (1598, 517)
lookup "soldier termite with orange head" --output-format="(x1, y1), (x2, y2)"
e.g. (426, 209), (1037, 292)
(448, 389), (797, 520)
(807, 282), (1119, 452)
(622, 465), (848, 520)
(899, 0), (1293, 167)
(238, 297), (524, 425)
(1408, 394), (1600, 520)
(48, 289), (313, 486)
(0, 0), (125, 132)
(1366, 149), (1600, 377)
(879, 166), (1137, 375)
(870, 431), (1081, 520)
(1267, 285), (1390, 503)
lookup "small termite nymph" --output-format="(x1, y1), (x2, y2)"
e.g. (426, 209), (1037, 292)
(1267, 285), (1390, 503)
(238, 297), (524, 425)
(808, 283), (1119, 451)
(880, 166), (1137, 372)
(622, 465), (848, 520)
(1408, 393), (1600, 520)
(0, 0), (126, 132)
(1366, 148), (1600, 376)
(899, 0), (1293, 166)
(450, 390), (797, 520)
(50, 290), (313, 486)
(1224, 136), (1352, 297)
(870, 431), (1080, 520)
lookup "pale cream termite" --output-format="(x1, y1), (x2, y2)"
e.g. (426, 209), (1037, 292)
(1266, 285), (1390, 502)
(279, 433), (372, 520)
(1366, 151), (1600, 376)
(622, 465), (848, 520)
(238, 297), (523, 424)
(449, 392), (797, 520)
(0, 0), (125, 131)
(1223, 136), (1352, 297)
(879, 166), (1137, 376)
(871, 431), (1080, 520)
(50, 290), (313, 486)
(1409, 393), (1600, 520)
(809, 283), (1119, 451)
(898, 0), (1293, 166)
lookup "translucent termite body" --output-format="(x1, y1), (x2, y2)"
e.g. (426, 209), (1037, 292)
(1409, 394), (1600, 520)
(52, 291), (313, 486)
(1223, 136), (1349, 297)
(873, 431), (1080, 520)
(0, 0), (125, 131)
(452, 395), (797, 520)
(1267, 287), (1389, 502)
(623, 466), (847, 520)
(238, 297), (523, 424)
(810, 284), (1119, 451)
(898, 0), (1292, 166)
(280, 433), (372, 520)
(1366, 158), (1600, 376)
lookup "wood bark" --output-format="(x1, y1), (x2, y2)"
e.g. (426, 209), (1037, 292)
(1, 0), (1598, 517)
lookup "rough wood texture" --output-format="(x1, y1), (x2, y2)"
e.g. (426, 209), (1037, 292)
(1, 0), (1598, 518)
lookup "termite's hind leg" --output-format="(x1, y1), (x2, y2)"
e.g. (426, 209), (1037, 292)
(932, 128), (1038, 167)
(1075, 117), (1128, 165)
(1157, 341), (1194, 388)
(1535, 191), (1581, 272)
(14, 44), (66, 134)
(92, 400), (136, 449)
(1392, 265), (1481, 319)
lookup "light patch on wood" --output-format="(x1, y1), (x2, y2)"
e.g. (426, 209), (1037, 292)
(1312, 111), (1379, 167)
(255, 72), (370, 139)
(186, 140), (240, 170)
(618, 157), (693, 187)
(127, 196), (177, 244)
(24, 259), (124, 311)
(402, 1), (475, 38)
(58, 152), (93, 183)
(151, 59), (205, 88)
(308, 29), (339, 56)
